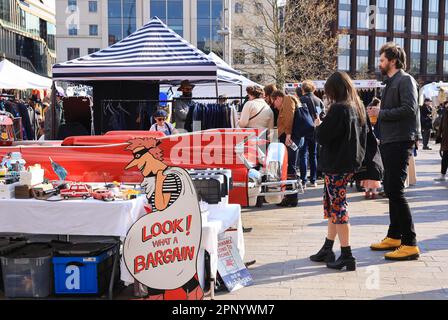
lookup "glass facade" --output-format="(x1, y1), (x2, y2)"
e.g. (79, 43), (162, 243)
(150, 0), (184, 36)
(427, 40), (438, 74)
(376, 0), (387, 31)
(444, 41), (448, 74)
(338, 34), (350, 71)
(428, 0), (439, 35)
(393, 37), (404, 48)
(410, 39), (421, 74)
(394, 0), (405, 32)
(411, 0), (422, 34)
(356, 35), (369, 72)
(375, 37), (387, 69)
(357, 0), (369, 30)
(108, 0), (136, 45)
(0, 0), (55, 76)
(338, 0), (351, 29)
(197, 0), (224, 56)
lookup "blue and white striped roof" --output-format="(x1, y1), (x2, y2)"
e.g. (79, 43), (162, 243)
(52, 17), (217, 82)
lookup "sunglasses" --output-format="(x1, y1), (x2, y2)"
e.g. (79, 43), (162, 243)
(156, 117), (165, 121)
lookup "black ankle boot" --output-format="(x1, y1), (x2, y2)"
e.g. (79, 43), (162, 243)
(326, 246), (356, 271)
(310, 238), (336, 262)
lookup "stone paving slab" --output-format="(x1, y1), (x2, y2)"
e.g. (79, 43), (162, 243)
(216, 143), (448, 300)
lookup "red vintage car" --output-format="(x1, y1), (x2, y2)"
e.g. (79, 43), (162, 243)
(92, 189), (115, 201)
(0, 129), (298, 207)
(60, 183), (92, 200)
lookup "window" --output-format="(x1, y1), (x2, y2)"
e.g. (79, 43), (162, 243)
(88, 48), (100, 55)
(411, 0), (422, 34)
(394, 0), (405, 32)
(197, 0), (224, 55)
(233, 49), (245, 64)
(234, 26), (243, 37)
(356, 35), (369, 72)
(253, 50), (265, 64)
(68, 0), (77, 11)
(427, 40), (438, 74)
(444, 42), (448, 74)
(445, 0), (448, 34)
(89, 24), (98, 36)
(235, 2), (243, 13)
(67, 48), (80, 60)
(150, 0), (184, 36)
(410, 39), (421, 74)
(338, 34), (350, 71)
(428, 0), (439, 35)
(357, 0), (369, 30)
(338, 0), (351, 29)
(89, 1), (98, 13)
(68, 25), (78, 36)
(108, 0), (136, 45)
(375, 37), (387, 69)
(394, 37), (405, 48)
(376, 0), (388, 31)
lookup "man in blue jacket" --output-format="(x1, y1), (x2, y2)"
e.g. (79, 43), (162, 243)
(368, 43), (420, 261)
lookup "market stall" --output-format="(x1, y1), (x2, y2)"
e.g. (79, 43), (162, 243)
(0, 59), (52, 90)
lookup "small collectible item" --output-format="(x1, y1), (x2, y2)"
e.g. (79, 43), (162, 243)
(92, 189), (115, 201)
(14, 185), (33, 199)
(60, 183), (92, 200)
(32, 183), (58, 200)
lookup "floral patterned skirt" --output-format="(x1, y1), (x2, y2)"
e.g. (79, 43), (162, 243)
(323, 173), (353, 225)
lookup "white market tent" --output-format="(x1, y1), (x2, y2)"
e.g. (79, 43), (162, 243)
(0, 59), (52, 89)
(52, 17), (218, 83)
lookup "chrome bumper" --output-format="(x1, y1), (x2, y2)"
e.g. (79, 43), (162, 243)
(259, 180), (304, 197)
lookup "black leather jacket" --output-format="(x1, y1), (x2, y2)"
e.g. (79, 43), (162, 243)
(378, 70), (418, 144)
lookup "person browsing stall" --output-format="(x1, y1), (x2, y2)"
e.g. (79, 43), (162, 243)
(238, 86), (274, 130)
(310, 71), (368, 271)
(150, 110), (178, 136)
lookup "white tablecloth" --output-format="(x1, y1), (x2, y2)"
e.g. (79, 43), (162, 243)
(0, 197), (244, 289)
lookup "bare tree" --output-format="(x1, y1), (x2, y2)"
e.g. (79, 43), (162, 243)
(234, 0), (339, 87)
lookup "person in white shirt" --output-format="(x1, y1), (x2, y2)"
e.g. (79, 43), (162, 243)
(150, 110), (178, 136)
(238, 86), (274, 130)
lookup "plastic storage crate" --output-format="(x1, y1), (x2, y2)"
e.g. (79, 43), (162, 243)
(52, 243), (116, 296)
(0, 239), (26, 292)
(0, 243), (53, 298)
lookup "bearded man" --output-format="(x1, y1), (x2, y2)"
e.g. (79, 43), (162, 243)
(368, 42), (420, 261)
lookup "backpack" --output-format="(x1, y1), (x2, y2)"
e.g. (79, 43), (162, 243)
(291, 103), (315, 140)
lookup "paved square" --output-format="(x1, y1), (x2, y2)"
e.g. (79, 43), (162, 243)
(217, 145), (448, 300)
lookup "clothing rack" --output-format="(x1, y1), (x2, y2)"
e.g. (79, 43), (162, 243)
(101, 96), (245, 103)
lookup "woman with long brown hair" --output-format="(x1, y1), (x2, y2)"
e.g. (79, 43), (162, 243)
(310, 71), (368, 271)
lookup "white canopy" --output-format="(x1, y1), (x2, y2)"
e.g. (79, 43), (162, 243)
(285, 80), (385, 91)
(0, 59), (52, 89)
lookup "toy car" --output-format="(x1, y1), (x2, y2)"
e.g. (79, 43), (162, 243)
(60, 183), (92, 200)
(120, 189), (140, 200)
(92, 189), (115, 201)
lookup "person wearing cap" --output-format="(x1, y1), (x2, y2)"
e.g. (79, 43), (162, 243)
(420, 98), (433, 150)
(172, 80), (195, 130)
(150, 110), (177, 136)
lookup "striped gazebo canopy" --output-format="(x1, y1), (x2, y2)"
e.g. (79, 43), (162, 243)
(52, 17), (218, 83)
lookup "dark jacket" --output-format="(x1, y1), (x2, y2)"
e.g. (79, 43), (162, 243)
(354, 116), (384, 181)
(300, 93), (324, 120)
(420, 104), (433, 130)
(378, 69), (418, 144)
(316, 103), (367, 174)
(437, 112), (448, 152)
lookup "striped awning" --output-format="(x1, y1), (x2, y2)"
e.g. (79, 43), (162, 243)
(52, 17), (217, 83)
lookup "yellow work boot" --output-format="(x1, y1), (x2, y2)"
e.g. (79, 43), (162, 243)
(385, 245), (420, 261)
(370, 237), (401, 251)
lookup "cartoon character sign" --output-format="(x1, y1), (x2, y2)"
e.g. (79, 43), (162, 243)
(123, 138), (204, 300)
